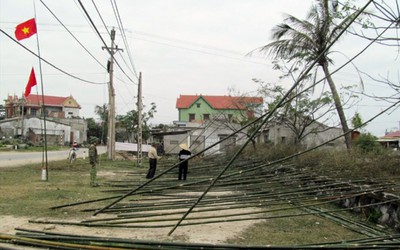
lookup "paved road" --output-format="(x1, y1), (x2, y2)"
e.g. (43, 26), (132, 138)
(0, 146), (106, 168)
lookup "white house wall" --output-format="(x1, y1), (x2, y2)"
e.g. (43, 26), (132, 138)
(262, 123), (345, 149)
(25, 117), (71, 143)
(190, 121), (247, 156)
(0, 117), (71, 144)
(63, 107), (79, 118)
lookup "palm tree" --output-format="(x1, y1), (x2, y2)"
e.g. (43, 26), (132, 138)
(259, 0), (355, 149)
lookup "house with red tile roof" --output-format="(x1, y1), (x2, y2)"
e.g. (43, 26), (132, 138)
(176, 94), (263, 123)
(5, 94), (81, 119)
(1, 94), (86, 145)
(377, 130), (400, 149)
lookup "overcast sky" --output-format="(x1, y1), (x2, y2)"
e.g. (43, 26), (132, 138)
(1, 0), (399, 136)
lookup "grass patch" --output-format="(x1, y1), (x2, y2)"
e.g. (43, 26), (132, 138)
(0, 155), (138, 219)
(226, 213), (362, 245)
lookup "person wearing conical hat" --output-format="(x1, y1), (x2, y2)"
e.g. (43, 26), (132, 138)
(178, 143), (191, 180)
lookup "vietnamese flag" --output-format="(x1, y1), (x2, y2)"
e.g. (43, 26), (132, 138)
(15, 18), (37, 41)
(24, 68), (37, 97)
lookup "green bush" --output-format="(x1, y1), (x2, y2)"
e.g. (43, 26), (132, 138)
(353, 133), (382, 154)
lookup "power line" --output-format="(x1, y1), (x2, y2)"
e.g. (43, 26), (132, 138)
(131, 36), (271, 66)
(76, 0), (136, 85)
(91, 0), (111, 38)
(110, 0), (139, 80)
(39, 0), (106, 71)
(0, 28), (107, 85)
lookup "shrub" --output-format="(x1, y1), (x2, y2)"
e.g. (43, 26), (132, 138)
(353, 133), (382, 154)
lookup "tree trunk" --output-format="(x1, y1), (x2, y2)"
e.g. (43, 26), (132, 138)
(322, 63), (352, 150)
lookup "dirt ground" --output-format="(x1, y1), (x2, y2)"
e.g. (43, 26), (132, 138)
(1, 207), (257, 246)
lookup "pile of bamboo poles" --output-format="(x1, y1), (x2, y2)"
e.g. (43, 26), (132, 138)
(34, 158), (400, 233)
(3, 228), (400, 249)
(3, 156), (400, 249)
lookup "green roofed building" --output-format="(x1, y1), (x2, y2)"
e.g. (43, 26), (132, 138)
(175, 94), (263, 123)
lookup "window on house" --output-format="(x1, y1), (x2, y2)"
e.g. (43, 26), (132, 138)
(170, 140), (179, 145)
(68, 112), (73, 115)
(196, 103), (201, 108)
(203, 114), (210, 120)
(189, 113), (195, 122)
(31, 109), (37, 116)
(228, 114), (233, 121)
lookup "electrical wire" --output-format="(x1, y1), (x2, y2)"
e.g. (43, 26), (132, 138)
(0, 28), (107, 85)
(76, 0), (136, 85)
(39, 0), (106, 71)
(91, 0), (111, 38)
(110, 0), (139, 80)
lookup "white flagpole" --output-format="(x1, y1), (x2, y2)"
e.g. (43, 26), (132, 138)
(33, 0), (49, 181)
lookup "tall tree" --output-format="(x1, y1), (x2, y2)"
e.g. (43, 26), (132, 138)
(116, 102), (157, 143)
(94, 104), (108, 144)
(257, 0), (357, 149)
(86, 118), (102, 143)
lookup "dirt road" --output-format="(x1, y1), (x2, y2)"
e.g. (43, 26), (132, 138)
(0, 146), (106, 167)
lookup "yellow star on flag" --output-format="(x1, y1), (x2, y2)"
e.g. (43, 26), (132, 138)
(22, 27), (30, 34)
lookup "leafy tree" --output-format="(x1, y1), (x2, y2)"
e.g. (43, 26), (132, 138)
(94, 104), (108, 144)
(255, 0), (360, 150)
(116, 102), (157, 143)
(351, 111), (365, 132)
(353, 132), (382, 153)
(86, 118), (102, 144)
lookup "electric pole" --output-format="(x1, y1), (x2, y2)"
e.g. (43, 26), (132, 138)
(137, 72), (143, 167)
(103, 28), (123, 160)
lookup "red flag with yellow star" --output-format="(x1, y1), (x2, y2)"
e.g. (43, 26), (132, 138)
(15, 18), (37, 41)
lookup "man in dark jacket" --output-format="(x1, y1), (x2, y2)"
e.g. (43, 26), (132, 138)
(178, 143), (191, 180)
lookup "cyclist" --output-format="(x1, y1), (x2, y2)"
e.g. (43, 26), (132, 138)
(68, 141), (79, 163)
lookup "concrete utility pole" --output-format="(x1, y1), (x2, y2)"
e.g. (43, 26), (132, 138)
(103, 28), (123, 160)
(137, 72), (143, 167)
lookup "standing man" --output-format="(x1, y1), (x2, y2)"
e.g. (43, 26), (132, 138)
(89, 137), (99, 187)
(146, 142), (161, 179)
(178, 143), (191, 180)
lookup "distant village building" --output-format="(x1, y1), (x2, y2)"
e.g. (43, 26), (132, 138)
(258, 120), (346, 149)
(151, 94), (348, 155)
(153, 121), (247, 155)
(150, 94), (263, 155)
(0, 94), (87, 145)
(175, 94), (263, 123)
(377, 131), (400, 149)
(5, 94), (81, 119)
